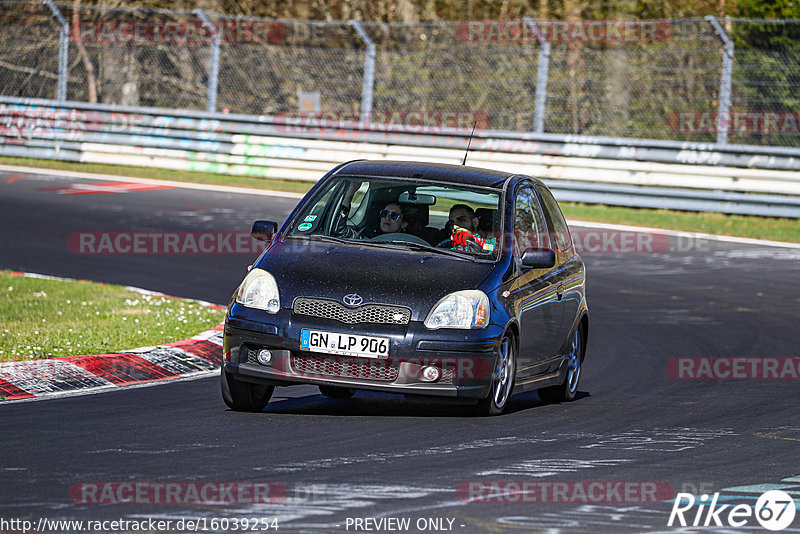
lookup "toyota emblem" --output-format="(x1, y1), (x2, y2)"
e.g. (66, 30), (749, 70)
(342, 294), (363, 307)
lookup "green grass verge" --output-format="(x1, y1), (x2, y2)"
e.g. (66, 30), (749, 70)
(0, 271), (224, 363)
(2, 156), (798, 243)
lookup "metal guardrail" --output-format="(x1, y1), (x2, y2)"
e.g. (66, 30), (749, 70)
(1, 97), (800, 218)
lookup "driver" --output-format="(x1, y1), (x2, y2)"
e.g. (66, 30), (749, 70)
(378, 203), (408, 234)
(334, 179), (412, 238)
(448, 204), (496, 252)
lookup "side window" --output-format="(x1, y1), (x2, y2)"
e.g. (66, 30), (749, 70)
(307, 188), (335, 219)
(341, 180), (370, 223)
(292, 179), (364, 236)
(537, 186), (573, 252)
(293, 186), (336, 234)
(514, 187), (550, 255)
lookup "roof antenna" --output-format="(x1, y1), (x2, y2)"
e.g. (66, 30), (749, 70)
(462, 120), (477, 166)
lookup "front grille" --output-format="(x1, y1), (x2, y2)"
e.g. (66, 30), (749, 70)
(440, 367), (455, 384)
(293, 297), (411, 325)
(292, 354), (399, 381)
(241, 345), (259, 364)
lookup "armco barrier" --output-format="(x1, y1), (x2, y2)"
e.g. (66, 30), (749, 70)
(2, 96), (800, 218)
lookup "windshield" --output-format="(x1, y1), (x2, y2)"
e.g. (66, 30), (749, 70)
(286, 176), (503, 259)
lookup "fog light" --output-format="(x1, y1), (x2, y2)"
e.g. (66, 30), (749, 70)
(257, 349), (273, 365)
(420, 365), (440, 382)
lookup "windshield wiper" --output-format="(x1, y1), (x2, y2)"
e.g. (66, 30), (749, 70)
(288, 234), (362, 246)
(292, 235), (479, 260)
(304, 235), (354, 245)
(384, 240), (477, 261)
(293, 235), (410, 251)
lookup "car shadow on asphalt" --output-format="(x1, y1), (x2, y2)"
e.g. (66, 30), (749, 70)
(504, 390), (591, 415)
(256, 389), (590, 417)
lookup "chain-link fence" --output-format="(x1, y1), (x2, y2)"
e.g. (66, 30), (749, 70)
(2, 2), (799, 147)
(729, 19), (800, 147)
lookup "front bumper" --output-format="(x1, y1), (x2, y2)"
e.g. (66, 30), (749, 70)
(223, 302), (504, 399)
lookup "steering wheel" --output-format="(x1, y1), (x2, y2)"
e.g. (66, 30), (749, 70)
(370, 232), (430, 246)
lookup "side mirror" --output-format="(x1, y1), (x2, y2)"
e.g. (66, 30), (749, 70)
(521, 247), (556, 269)
(251, 220), (278, 242)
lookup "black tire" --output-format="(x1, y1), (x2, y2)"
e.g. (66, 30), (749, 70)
(475, 335), (516, 416)
(220, 367), (273, 412)
(539, 326), (585, 403)
(318, 386), (357, 399)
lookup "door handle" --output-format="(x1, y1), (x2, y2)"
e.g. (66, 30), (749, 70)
(556, 284), (565, 300)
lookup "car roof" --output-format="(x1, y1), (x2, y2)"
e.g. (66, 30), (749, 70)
(333, 160), (528, 189)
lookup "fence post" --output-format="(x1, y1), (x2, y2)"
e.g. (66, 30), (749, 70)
(706, 15), (734, 145)
(348, 20), (375, 127)
(193, 9), (220, 113)
(524, 18), (550, 134)
(43, 0), (68, 102)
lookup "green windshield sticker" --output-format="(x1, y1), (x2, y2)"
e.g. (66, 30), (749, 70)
(298, 222), (313, 231)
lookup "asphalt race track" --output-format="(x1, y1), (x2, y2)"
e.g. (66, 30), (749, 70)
(1, 168), (799, 533)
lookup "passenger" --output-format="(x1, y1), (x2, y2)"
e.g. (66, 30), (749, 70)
(447, 204), (496, 252)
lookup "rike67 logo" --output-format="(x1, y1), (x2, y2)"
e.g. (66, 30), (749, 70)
(669, 490), (796, 531)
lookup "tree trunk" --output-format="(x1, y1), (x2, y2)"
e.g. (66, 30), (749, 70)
(71, 0), (98, 103)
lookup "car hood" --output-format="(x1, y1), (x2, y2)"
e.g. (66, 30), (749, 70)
(256, 239), (498, 321)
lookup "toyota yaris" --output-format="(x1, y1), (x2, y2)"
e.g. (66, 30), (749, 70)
(222, 160), (588, 415)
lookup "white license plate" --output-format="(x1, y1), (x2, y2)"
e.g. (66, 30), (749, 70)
(300, 329), (389, 359)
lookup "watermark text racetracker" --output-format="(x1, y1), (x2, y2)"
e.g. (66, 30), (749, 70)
(456, 20), (673, 43)
(67, 230), (711, 255)
(457, 481), (673, 504)
(72, 20), (286, 44)
(667, 357), (800, 380)
(68, 232), (267, 255)
(668, 110), (800, 135)
(0, 516), (279, 532)
(70, 481), (286, 504)
(274, 110), (490, 134)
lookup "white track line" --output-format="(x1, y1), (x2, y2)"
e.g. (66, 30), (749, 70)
(0, 164), (305, 199)
(566, 219), (800, 249)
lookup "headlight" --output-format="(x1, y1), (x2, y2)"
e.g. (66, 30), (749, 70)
(235, 268), (280, 313)
(424, 290), (490, 329)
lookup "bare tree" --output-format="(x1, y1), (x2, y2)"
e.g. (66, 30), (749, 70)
(72, 0), (98, 102)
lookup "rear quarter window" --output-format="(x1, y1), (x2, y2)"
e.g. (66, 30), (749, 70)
(537, 186), (573, 253)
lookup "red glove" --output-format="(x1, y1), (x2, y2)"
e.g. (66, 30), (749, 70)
(451, 229), (485, 249)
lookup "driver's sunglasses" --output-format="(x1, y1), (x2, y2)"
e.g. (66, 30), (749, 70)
(380, 209), (402, 221)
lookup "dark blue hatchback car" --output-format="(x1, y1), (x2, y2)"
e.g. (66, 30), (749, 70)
(222, 160), (588, 415)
